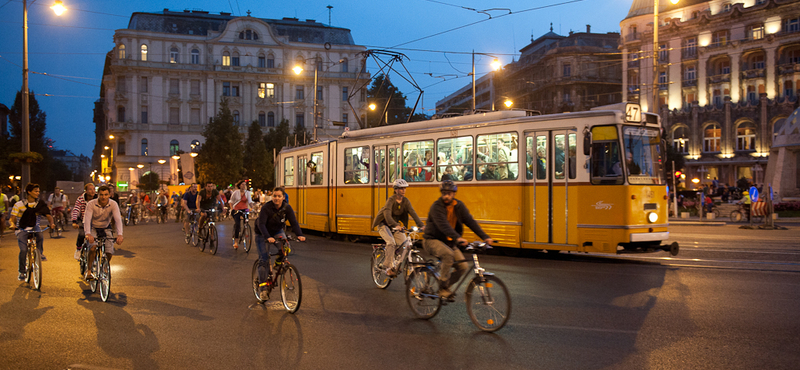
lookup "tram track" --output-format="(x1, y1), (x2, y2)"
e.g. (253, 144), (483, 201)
(586, 253), (800, 273)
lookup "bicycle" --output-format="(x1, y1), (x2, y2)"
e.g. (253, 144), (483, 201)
(156, 204), (168, 224)
(406, 241), (511, 332)
(124, 203), (138, 226)
(86, 228), (114, 302)
(185, 211), (199, 245)
(50, 211), (64, 238)
(197, 209), (219, 255)
(233, 210), (253, 253)
(251, 235), (303, 313)
(370, 226), (425, 289)
(21, 226), (48, 291)
(730, 203), (764, 223)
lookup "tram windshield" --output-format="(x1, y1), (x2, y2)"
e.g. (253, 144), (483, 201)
(622, 126), (664, 185)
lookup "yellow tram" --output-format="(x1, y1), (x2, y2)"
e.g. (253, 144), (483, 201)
(276, 103), (678, 255)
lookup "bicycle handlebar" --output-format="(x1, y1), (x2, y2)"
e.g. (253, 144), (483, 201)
(464, 241), (493, 251)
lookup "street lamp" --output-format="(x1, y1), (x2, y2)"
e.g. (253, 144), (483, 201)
(652, 0), (679, 113)
(21, 0), (66, 186)
(504, 99), (513, 108)
(293, 63), (319, 142)
(471, 51), (501, 113)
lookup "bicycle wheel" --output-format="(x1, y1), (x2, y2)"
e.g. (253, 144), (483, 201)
(466, 275), (511, 332)
(730, 211), (743, 223)
(99, 257), (111, 302)
(57, 219), (63, 237)
(191, 224), (199, 247)
(251, 260), (264, 302)
(90, 253), (99, 293)
(242, 224), (252, 253)
(79, 245), (88, 275)
(405, 251), (425, 282)
(405, 267), (442, 319)
(209, 225), (218, 255)
(31, 248), (42, 290)
(280, 263), (302, 313)
(370, 248), (391, 289)
(124, 209), (131, 226)
(25, 247), (32, 283)
(713, 209), (721, 219)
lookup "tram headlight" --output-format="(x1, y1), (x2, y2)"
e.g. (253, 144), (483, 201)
(647, 212), (658, 223)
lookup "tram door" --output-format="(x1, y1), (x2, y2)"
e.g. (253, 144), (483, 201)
(297, 155), (307, 225)
(523, 131), (569, 245)
(372, 145), (399, 225)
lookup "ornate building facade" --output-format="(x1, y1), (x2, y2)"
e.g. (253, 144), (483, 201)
(98, 9), (369, 188)
(621, 0), (800, 187)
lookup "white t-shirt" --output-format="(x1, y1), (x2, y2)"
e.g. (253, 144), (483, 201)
(49, 193), (68, 208)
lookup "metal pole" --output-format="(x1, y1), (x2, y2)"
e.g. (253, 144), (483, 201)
(471, 50), (476, 113)
(21, 0), (31, 186)
(313, 67), (318, 142)
(652, 0), (659, 114)
(672, 160), (678, 218)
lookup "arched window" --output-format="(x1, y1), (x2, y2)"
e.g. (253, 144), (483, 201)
(118, 139), (126, 155)
(170, 47), (179, 63)
(737, 122), (756, 151)
(703, 123), (721, 152)
(233, 110), (240, 126)
(191, 140), (200, 152)
(222, 51), (231, 66)
(140, 44), (147, 61)
(672, 126), (689, 154)
(191, 49), (200, 64)
(170, 140), (180, 156)
(232, 52), (240, 67)
(118, 44), (126, 59)
(258, 112), (266, 127)
(141, 139), (149, 156)
(267, 112), (275, 127)
(117, 106), (126, 122)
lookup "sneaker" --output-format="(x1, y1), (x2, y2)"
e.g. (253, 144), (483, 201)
(259, 289), (269, 301)
(18, 273), (26, 281)
(40, 254), (47, 261)
(74, 249), (82, 260)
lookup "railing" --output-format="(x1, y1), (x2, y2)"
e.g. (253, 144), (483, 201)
(777, 63), (799, 75)
(741, 69), (766, 79)
(683, 49), (697, 59)
(682, 79), (697, 87)
(708, 73), (731, 83)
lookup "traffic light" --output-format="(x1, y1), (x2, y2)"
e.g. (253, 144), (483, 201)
(674, 170), (682, 178)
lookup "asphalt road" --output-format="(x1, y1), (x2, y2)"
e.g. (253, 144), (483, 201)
(1, 221), (799, 370)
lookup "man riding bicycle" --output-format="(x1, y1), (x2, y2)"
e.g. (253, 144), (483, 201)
(196, 182), (223, 229)
(229, 179), (254, 249)
(71, 183), (97, 260)
(423, 180), (493, 299)
(83, 186), (124, 281)
(254, 187), (305, 300)
(8, 183), (55, 280)
(182, 184), (199, 234)
(156, 190), (169, 221)
(48, 187), (69, 226)
(371, 179), (424, 277)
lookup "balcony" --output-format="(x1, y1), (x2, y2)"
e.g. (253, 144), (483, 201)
(683, 79), (697, 87)
(777, 63), (799, 75)
(624, 34), (640, 43)
(741, 68), (766, 79)
(683, 50), (697, 60)
(708, 73), (731, 84)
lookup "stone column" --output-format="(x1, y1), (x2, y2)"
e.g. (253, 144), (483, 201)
(724, 97), (732, 155)
(729, 51), (742, 103)
(765, 46), (777, 99)
(698, 51), (709, 106)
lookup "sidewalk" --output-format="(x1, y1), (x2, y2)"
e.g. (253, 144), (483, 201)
(669, 215), (800, 226)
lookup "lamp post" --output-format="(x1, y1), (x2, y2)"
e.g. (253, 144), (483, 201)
(652, 0), (679, 113)
(293, 63), (319, 142)
(20, 0), (66, 186)
(471, 51), (501, 113)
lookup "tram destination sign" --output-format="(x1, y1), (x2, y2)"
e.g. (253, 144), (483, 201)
(625, 103), (642, 123)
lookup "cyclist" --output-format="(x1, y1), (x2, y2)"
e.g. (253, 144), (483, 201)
(371, 179), (424, 277)
(229, 180), (254, 249)
(71, 183), (97, 260)
(8, 183), (55, 280)
(48, 187), (69, 227)
(254, 187), (305, 300)
(423, 180), (493, 299)
(171, 191), (183, 222)
(182, 184), (199, 234)
(196, 182), (222, 233)
(156, 190), (169, 222)
(126, 190), (139, 222)
(83, 185), (124, 281)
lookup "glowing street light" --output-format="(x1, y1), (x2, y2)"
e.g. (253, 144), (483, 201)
(491, 58), (501, 71)
(172, 155), (180, 160)
(50, 0), (66, 15)
(137, 164), (144, 169)
(369, 103), (377, 111)
(157, 159), (166, 164)
(504, 99), (513, 108)
(108, 135), (115, 139)
(190, 152), (198, 158)
(292, 65), (303, 75)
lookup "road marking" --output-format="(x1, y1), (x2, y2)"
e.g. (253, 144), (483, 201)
(515, 322), (638, 335)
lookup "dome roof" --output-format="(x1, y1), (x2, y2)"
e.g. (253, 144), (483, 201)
(624, 0), (709, 20)
(774, 107), (800, 148)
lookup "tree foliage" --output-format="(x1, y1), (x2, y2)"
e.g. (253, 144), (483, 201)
(366, 73), (411, 127)
(261, 119), (292, 189)
(242, 121), (270, 189)
(138, 172), (160, 191)
(196, 99), (244, 186)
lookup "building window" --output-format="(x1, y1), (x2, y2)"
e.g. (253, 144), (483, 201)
(117, 106), (125, 122)
(341, 58), (348, 72)
(118, 139), (126, 155)
(170, 140), (180, 156)
(684, 66), (696, 81)
(141, 139), (148, 156)
(712, 30), (728, 47)
(258, 112), (266, 127)
(268, 112), (275, 127)
(223, 82), (230, 96)
(659, 43), (668, 61)
(140, 44), (147, 61)
(169, 107), (179, 125)
(296, 86), (305, 100)
(342, 86), (348, 102)
(141, 106), (148, 124)
(170, 79), (179, 95)
(703, 123), (721, 152)
(360, 88), (366, 102)
(190, 108), (200, 125)
(140, 77), (147, 93)
(233, 111), (240, 126)
(563, 63), (571, 77)
(722, 3), (731, 12)
(713, 89), (723, 106)
(232, 83), (239, 97)
(232, 52), (240, 67)
(222, 52), (230, 66)
(191, 49), (200, 64)
(258, 55), (266, 68)
(737, 123), (756, 151)
(749, 25), (764, 40)
(785, 48), (800, 64)
(258, 83), (266, 99)
(118, 44), (126, 59)
(685, 38), (697, 57)
(267, 55), (275, 68)
(658, 71), (667, 85)
(785, 80), (794, 97)
(316, 85), (323, 101)
(784, 17), (800, 33)
(190, 80), (200, 96)
(266, 83), (275, 98)
(296, 113), (305, 128)
(747, 85), (758, 103)
(673, 126), (689, 154)
(170, 47), (179, 63)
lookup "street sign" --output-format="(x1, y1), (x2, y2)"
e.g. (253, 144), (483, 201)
(769, 184), (773, 201)
(749, 186), (759, 201)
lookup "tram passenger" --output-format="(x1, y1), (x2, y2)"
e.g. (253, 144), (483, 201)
(509, 138), (519, 180)
(371, 179), (425, 277)
(497, 138), (510, 180)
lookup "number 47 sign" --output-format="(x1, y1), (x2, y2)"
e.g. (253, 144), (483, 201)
(625, 103), (641, 122)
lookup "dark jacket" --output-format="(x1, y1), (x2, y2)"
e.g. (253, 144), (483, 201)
(371, 194), (424, 229)
(255, 201), (303, 238)
(423, 198), (489, 244)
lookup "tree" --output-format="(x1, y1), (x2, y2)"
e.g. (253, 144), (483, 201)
(365, 73), (411, 127)
(138, 172), (160, 191)
(242, 121), (270, 189)
(6, 90), (64, 189)
(263, 119), (292, 189)
(196, 99), (244, 186)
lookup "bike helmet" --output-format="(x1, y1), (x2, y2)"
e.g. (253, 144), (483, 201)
(393, 179), (409, 189)
(440, 180), (458, 193)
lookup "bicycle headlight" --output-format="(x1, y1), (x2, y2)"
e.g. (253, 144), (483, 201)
(411, 226), (418, 232)
(647, 212), (658, 223)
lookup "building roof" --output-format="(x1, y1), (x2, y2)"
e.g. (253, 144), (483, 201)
(624, 0), (708, 20)
(127, 9), (356, 45)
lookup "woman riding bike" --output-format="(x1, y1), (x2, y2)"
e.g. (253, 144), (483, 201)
(371, 179), (424, 277)
(229, 179), (254, 249)
(254, 187), (305, 301)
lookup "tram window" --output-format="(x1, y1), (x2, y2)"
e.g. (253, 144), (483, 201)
(298, 157), (307, 185)
(284, 157), (294, 186)
(402, 140), (434, 182)
(344, 146), (369, 184)
(436, 136), (473, 181)
(623, 126), (665, 185)
(388, 148), (398, 182)
(569, 134), (577, 179)
(536, 136), (547, 180)
(374, 148), (386, 184)
(590, 126), (624, 185)
(554, 134), (566, 179)
(476, 132), (518, 181)
(310, 152), (324, 185)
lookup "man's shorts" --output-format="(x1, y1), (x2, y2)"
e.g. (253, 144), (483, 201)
(89, 228), (116, 255)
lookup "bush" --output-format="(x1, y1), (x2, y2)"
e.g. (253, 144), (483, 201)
(774, 202), (800, 212)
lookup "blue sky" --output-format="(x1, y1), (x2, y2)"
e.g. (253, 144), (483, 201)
(0, 0), (633, 156)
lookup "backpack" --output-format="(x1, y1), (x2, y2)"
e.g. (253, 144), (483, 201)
(18, 201), (40, 229)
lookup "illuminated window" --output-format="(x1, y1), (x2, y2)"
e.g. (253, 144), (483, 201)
(140, 44), (147, 61)
(118, 44), (126, 59)
(736, 123), (756, 151)
(703, 123), (721, 152)
(222, 52), (230, 66)
(170, 47), (179, 63)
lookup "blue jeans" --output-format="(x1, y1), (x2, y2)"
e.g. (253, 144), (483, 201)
(17, 229), (43, 274)
(255, 231), (285, 285)
(232, 210), (244, 239)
